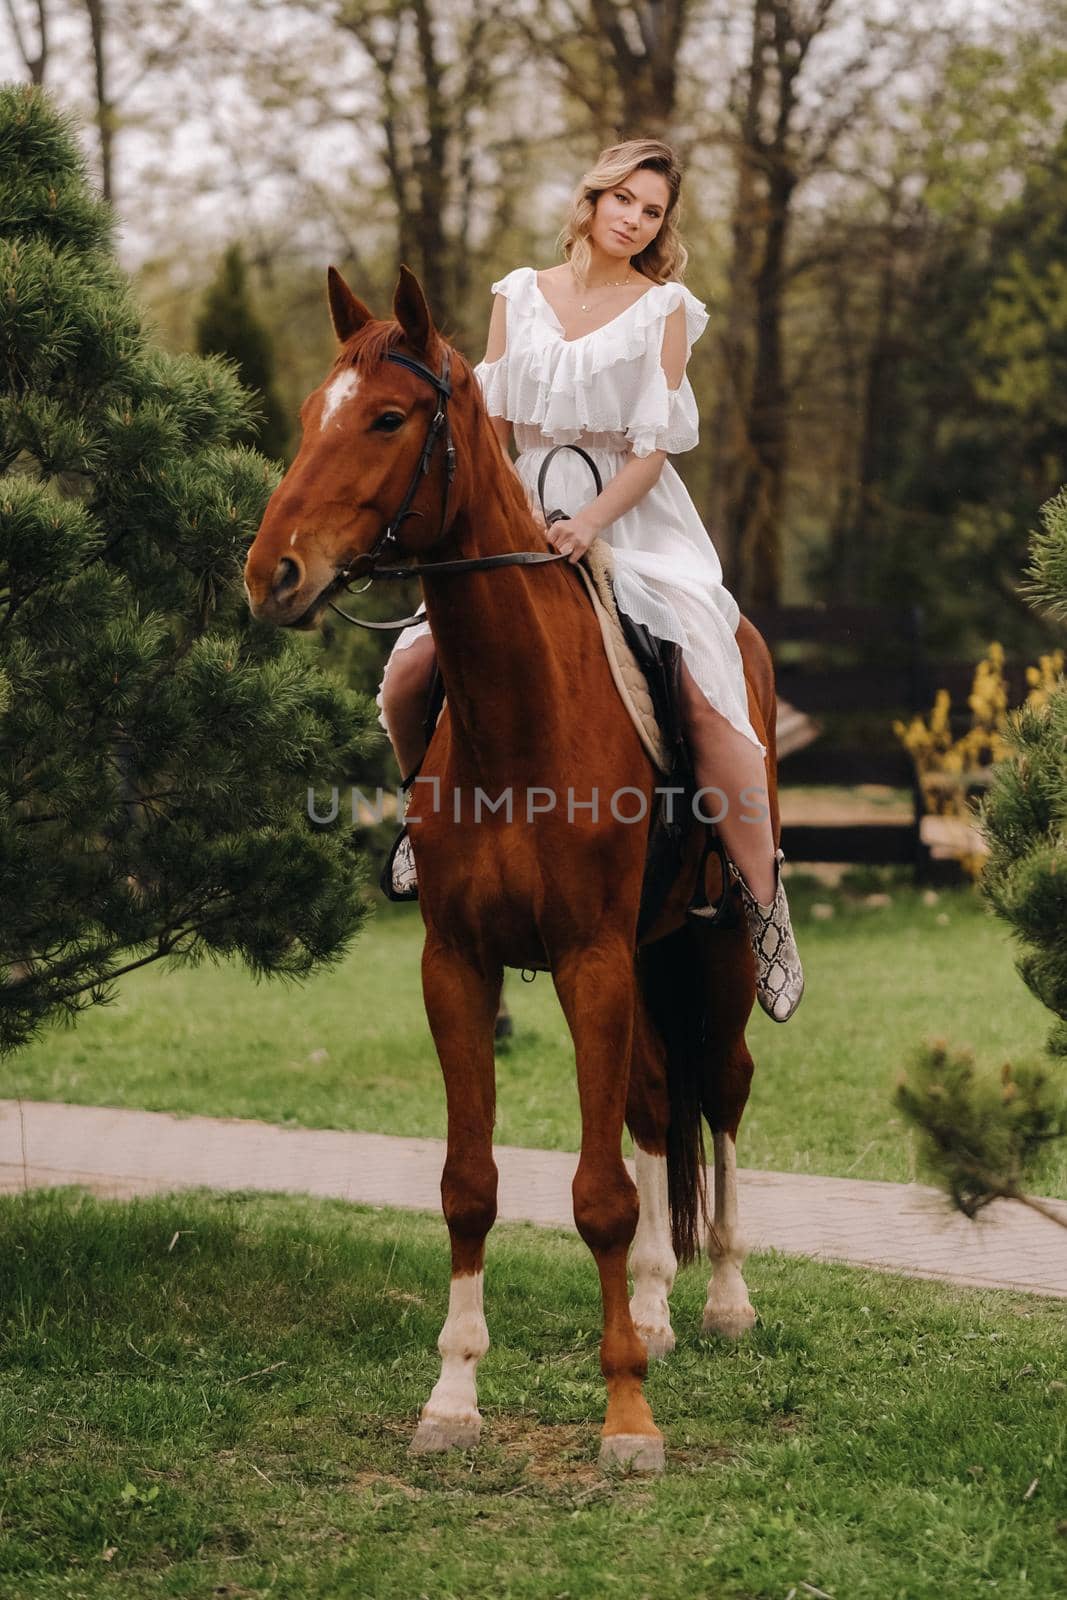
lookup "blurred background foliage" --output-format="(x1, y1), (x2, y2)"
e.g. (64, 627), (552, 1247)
(4, 0), (1067, 720)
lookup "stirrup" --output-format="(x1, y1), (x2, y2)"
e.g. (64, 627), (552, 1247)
(686, 830), (736, 926)
(380, 770), (420, 902)
(730, 847), (805, 1023)
(382, 826), (418, 901)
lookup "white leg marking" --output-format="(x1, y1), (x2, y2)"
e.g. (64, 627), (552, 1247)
(703, 1131), (756, 1339)
(628, 1150), (677, 1359)
(411, 1270), (489, 1451)
(321, 369), (360, 427)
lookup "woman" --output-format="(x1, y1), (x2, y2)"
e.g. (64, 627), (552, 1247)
(377, 138), (804, 1023)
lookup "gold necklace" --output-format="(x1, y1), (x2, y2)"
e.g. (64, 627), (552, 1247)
(572, 268), (637, 312)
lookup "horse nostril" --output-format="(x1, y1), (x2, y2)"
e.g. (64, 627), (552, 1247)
(272, 555), (302, 600)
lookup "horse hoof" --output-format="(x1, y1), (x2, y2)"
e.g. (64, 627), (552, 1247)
(598, 1433), (665, 1474)
(636, 1324), (676, 1360)
(701, 1301), (756, 1340)
(409, 1417), (481, 1454)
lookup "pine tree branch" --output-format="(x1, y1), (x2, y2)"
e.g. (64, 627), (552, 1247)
(1011, 1191), (1067, 1231)
(15, 900), (246, 1009)
(15, 787), (178, 826)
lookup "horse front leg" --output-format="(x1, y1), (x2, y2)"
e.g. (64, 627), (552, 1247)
(554, 939), (664, 1473)
(411, 937), (501, 1454)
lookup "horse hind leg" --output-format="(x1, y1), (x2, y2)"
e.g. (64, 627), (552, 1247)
(700, 628), (773, 1339)
(698, 922), (758, 1339)
(628, 1150), (677, 1359)
(703, 1128), (757, 1340)
(626, 991), (677, 1360)
(411, 939), (500, 1454)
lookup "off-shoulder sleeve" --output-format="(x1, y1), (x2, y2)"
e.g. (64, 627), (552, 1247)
(473, 352), (507, 417)
(472, 268), (530, 419)
(625, 283), (709, 458)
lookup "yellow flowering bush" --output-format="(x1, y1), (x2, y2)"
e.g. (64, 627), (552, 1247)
(894, 643), (1065, 877)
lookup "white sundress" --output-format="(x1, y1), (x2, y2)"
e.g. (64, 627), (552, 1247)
(376, 264), (765, 757)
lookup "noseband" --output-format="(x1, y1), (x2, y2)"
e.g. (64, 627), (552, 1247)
(328, 344), (601, 631)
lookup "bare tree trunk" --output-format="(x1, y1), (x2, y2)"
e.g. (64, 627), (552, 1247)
(822, 180), (917, 602)
(710, 0), (765, 596)
(821, 260), (863, 600)
(847, 236), (899, 587)
(742, 154), (795, 605)
(588, 0), (689, 134)
(717, 0), (841, 607)
(4, 0), (49, 83)
(340, 0), (511, 334)
(410, 0), (449, 311)
(83, 0), (114, 203)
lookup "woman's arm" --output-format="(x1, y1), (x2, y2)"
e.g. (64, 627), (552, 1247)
(479, 292), (545, 526)
(545, 304), (686, 563)
(481, 293), (513, 457)
(558, 451), (666, 540)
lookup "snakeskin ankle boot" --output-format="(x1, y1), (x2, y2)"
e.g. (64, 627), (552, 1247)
(731, 846), (804, 1022)
(388, 828), (418, 898)
(379, 783), (419, 902)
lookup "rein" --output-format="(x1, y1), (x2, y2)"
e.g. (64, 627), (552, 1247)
(326, 344), (603, 631)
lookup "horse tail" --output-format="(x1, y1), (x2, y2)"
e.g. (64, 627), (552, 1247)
(635, 926), (710, 1265)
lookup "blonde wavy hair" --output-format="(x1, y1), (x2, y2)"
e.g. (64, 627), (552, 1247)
(556, 139), (687, 287)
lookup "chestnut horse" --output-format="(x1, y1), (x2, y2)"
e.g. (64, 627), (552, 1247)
(244, 266), (779, 1473)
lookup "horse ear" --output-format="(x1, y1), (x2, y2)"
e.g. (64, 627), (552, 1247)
(393, 263), (436, 355)
(327, 266), (374, 343)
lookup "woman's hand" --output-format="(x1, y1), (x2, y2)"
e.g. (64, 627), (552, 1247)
(544, 510), (599, 565)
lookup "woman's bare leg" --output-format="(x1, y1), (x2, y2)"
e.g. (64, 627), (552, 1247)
(678, 663), (776, 905)
(379, 633), (438, 780)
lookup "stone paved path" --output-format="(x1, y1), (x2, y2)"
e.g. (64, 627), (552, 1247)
(2, 1099), (1065, 1298)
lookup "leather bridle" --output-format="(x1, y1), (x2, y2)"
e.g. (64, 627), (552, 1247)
(327, 344), (602, 631)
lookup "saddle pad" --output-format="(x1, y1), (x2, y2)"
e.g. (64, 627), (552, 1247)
(576, 539), (671, 774)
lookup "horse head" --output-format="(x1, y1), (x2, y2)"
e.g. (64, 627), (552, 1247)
(244, 264), (480, 630)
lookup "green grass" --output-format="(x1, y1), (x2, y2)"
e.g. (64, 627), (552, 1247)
(6, 877), (1063, 1195)
(1, 1187), (1065, 1599)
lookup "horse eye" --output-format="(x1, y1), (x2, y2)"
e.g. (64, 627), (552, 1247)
(373, 412), (405, 432)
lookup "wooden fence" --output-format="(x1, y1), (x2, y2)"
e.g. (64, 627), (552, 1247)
(745, 605), (1036, 874)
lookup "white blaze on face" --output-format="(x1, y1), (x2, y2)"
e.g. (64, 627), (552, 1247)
(321, 369), (360, 428)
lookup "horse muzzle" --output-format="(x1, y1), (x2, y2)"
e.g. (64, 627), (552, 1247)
(245, 538), (351, 628)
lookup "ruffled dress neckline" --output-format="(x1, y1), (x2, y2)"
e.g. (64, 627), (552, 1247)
(532, 270), (660, 345)
(472, 265), (710, 462)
